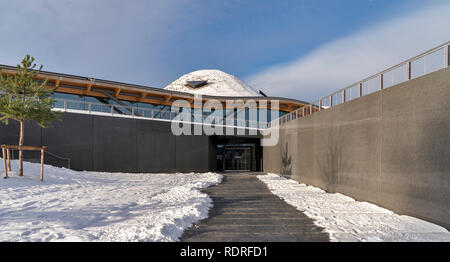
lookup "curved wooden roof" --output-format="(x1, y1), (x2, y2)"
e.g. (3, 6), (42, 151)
(0, 64), (309, 112)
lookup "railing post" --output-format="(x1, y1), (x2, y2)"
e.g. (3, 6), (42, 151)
(309, 104), (313, 115)
(329, 95), (333, 107)
(358, 83), (363, 97)
(424, 55), (427, 74)
(342, 90), (346, 103)
(406, 61), (412, 80)
(446, 44), (449, 68)
(319, 99), (322, 111)
(379, 74), (384, 90)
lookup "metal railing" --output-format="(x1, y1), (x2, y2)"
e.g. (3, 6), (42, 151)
(271, 41), (450, 127)
(8, 149), (71, 169)
(53, 98), (269, 130)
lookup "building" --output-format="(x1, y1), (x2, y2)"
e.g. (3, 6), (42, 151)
(0, 66), (310, 173)
(1, 42), (449, 229)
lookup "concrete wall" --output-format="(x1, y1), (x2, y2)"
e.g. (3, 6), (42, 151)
(263, 67), (450, 229)
(0, 112), (264, 173)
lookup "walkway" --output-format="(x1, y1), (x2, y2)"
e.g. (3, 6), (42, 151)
(181, 172), (330, 242)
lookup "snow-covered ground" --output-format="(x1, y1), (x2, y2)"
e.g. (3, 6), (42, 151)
(258, 173), (450, 242)
(0, 159), (222, 242)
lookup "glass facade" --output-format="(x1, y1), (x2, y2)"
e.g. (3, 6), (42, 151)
(52, 92), (287, 127)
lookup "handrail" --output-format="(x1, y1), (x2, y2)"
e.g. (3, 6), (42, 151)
(44, 151), (71, 169)
(324, 41), (450, 99)
(6, 147), (71, 169)
(271, 41), (450, 127)
(53, 98), (269, 129)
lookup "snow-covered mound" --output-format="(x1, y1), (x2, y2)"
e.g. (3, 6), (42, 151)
(258, 173), (450, 242)
(164, 69), (260, 97)
(0, 159), (222, 242)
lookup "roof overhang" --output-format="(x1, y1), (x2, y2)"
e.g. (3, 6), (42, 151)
(0, 65), (310, 112)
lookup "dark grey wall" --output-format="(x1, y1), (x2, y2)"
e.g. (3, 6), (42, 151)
(263, 67), (450, 229)
(0, 112), (264, 173)
(0, 113), (214, 173)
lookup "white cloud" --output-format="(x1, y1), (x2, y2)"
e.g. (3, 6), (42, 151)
(0, 0), (197, 87)
(246, 2), (450, 101)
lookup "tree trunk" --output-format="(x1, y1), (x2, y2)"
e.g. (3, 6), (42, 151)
(18, 120), (24, 177)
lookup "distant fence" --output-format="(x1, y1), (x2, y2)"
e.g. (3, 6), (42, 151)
(270, 41), (450, 127)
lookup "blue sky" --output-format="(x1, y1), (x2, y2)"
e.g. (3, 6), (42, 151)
(0, 0), (449, 101)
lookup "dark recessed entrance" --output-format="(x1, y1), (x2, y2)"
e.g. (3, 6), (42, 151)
(214, 136), (262, 172)
(220, 145), (253, 171)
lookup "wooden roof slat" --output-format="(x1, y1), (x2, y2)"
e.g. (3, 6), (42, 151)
(1, 67), (307, 112)
(115, 88), (121, 97)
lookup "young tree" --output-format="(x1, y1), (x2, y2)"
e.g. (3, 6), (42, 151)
(0, 55), (61, 177)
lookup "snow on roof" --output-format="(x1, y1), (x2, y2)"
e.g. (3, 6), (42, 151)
(164, 69), (261, 97)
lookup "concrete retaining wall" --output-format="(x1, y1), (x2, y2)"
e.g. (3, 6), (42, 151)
(0, 113), (213, 173)
(0, 112), (263, 173)
(263, 67), (450, 229)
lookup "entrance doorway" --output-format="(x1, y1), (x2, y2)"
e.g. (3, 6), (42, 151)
(214, 136), (262, 172)
(221, 145), (253, 171)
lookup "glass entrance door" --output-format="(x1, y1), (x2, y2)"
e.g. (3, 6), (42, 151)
(222, 146), (252, 171)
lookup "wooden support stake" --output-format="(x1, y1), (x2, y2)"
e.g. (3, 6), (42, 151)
(2, 147), (7, 179)
(7, 149), (11, 171)
(40, 148), (44, 182)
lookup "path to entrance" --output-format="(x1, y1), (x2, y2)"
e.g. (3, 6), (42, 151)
(181, 172), (330, 242)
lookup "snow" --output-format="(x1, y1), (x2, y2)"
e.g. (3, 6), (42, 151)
(258, 173), (450, 242)
(3, 159), (447, 242)
(0, 159), (222, 242)
(164, 69), (260, 97)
